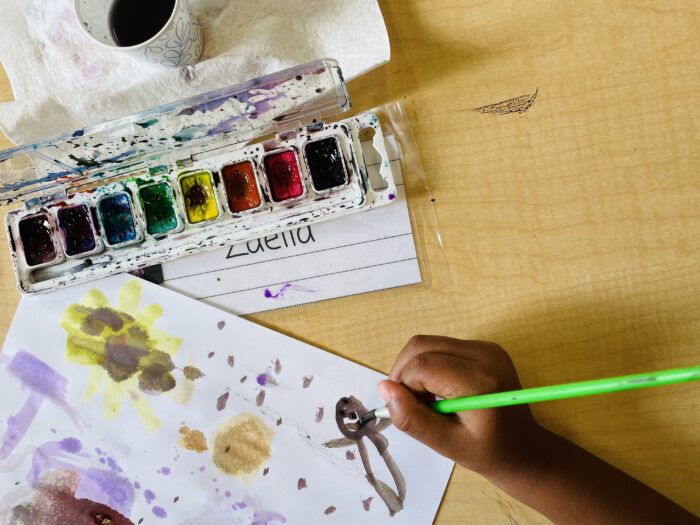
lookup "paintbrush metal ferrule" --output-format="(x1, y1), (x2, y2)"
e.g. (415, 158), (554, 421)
(362, 406), (390, 424)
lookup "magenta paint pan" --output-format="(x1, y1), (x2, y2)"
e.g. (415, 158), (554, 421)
(56, 204), (104, 258)
(262, 148), (306, 203)
(17, 213), (64, 268)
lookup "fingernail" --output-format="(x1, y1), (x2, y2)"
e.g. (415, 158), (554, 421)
(377, 381), (393, 405)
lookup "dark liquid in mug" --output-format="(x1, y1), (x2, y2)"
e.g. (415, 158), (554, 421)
(109, 0), (176, 47)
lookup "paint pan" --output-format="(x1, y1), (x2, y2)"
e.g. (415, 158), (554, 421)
(179, 171), (220, 224)
(17, 214), (62, 268)
(221, 161), (263, 214)
(1, 59), (399, 294)
(56, 204), (102, 258)
(263, 149), (305, 203)
(97, 192), (141, 248)
(304, 137), (349, 192)
(138, 182), (181, 236)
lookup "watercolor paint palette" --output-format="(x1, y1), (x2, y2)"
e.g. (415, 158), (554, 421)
(0, 59), (397, 294)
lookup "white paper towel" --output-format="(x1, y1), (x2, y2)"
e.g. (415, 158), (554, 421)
(0, 0), (390, 145)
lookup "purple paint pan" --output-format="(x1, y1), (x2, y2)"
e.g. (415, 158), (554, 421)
(57, 204), (103, 258)
(17, 213), (64, 268)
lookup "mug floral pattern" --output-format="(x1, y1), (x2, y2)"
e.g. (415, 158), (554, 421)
(144, 0), (203, 68)
(74, 0), (203, 69)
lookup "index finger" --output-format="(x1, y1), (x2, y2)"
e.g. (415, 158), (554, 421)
(389, 335), (501, 381)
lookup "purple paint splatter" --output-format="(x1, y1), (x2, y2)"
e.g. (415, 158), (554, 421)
(362, 497), (374, 511)
(251, 511), (287, 525)
(1, 351), (81, 459)
(217, 321), (226, 330)
(264, 283), (315, 300)
(152, 506), (167, 518)
(346, 450), (356, 461)
(302, 376), (313, 389)
(27, 438), (136, 515)
(144, 489), (156, 504)
(388, 193), (396, 201)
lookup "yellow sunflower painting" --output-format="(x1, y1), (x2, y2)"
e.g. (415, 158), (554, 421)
(60, 280), (203, 431)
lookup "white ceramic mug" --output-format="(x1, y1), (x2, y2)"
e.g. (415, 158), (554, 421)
(73, 0), (203, 68)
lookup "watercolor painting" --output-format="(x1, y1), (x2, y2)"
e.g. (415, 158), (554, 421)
(0, 275), (453, 523)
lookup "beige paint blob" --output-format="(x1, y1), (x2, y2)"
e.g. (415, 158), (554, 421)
(212, 413), (274, 478)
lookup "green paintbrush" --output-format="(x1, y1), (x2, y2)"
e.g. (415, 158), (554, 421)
(360, 365), (700, 424)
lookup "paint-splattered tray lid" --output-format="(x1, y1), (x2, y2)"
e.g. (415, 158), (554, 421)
(0, 58), (350, 205)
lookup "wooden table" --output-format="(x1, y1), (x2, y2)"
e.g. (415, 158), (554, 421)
(1, 1), (699, 522)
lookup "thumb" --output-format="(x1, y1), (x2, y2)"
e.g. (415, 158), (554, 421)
(378, 380), (460, 456)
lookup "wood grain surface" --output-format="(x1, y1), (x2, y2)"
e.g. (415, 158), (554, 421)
(1, 1), (699, 523)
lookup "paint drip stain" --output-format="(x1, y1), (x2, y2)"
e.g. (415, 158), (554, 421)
(7, 472), (136, 525)
(324, 506), (336, 515)
(178, 425), (208, 453)
(212, 413), (274, 478)
(217, 391), (230, 411)
(302, 376), (313, 389)
(297, 478), (307, 490)
(315, 407), (325, 423)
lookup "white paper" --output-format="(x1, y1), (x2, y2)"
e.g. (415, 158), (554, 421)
(162, 137), (422, 315)
(0, 0), (390, 144)
(0, 274), (453, 524)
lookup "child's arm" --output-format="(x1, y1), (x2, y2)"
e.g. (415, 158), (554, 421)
(378, 336), (699, 525)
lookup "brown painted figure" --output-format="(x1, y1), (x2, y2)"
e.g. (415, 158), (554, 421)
(325, 396), (406, 516)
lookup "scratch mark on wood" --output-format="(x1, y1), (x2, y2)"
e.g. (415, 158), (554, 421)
(474, 88), (539, 116)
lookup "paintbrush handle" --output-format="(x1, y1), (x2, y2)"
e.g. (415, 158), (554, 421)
(430, 366), (700, 414)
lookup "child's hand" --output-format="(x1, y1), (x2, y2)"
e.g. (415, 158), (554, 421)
(380, 336), (700, 525)
(378, 336), (547, 478)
